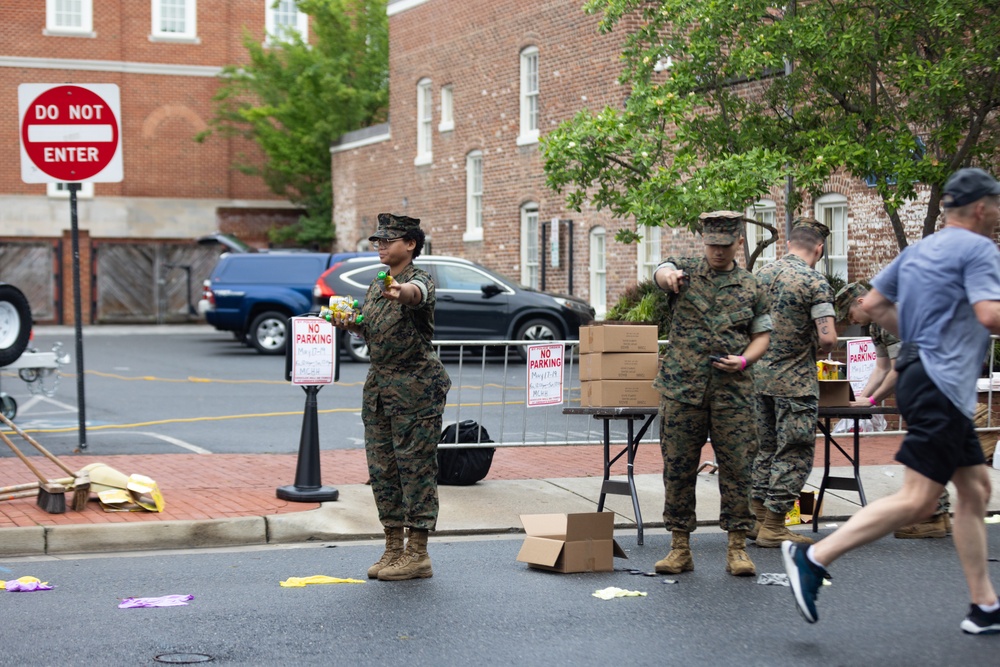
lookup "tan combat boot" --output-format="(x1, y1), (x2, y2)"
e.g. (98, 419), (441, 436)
(367, 527), (405, 579)
(654, 530), (694, 574)
(755, 509), (814, 548)
(378, 528), (433, 581)
(893, 513), (949, 539)
(725, 530), (756, 576)
(747, 498), (766, 541)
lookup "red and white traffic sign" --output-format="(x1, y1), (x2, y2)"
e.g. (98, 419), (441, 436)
(18, 83), (123, 184)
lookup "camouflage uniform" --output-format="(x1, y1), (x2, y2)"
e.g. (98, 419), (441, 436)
(359, 262), (451, 532)
(654, 256), (772, 533)
(752, 254), (835, 513)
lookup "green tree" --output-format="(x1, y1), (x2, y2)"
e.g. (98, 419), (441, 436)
(198, 0), (388, 247)
(542, 0), (1000, 249)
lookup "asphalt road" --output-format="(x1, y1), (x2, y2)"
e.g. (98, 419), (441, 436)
(1, 528), (998, 665)
(0, 326), (608, 457)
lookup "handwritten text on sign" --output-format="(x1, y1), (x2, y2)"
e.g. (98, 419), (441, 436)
(291, 317), (335, 385)
(526, 343), (564, 407)
(846, 337), (876, 396)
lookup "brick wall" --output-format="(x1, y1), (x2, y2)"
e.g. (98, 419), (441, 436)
(1, 0), (285, 208)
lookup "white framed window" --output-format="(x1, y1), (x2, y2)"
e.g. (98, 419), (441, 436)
(746, 199), (777, 266)
(46, 0), (94, 34)
(636, 224), (662, 282)
(47, 182), (94, 199)
(517, 47), (539, 146)
(152, 0), (197, 40)
(438, 85), (454, 133)
(815, 193), (848, 280)
(415, 78), (433, 165)
(521, 203), (540, 288)
(464, 150), (483, 241)
(590, 226), (607, 319)
(265, 0), (308, 44)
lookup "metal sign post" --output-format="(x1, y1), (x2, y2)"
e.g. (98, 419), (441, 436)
(18, 83), (123, 451)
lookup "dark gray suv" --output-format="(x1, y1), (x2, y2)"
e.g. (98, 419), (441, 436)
(313, 255), (595, 362)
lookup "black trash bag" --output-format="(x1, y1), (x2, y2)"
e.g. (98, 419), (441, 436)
(437, 420), (495, 486)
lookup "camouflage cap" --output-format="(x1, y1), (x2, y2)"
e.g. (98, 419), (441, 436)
(369, 213), (421, 241)
(698, 210), (744, 245)
(791, 216), (830, 239)
(834, 282), (869, 322)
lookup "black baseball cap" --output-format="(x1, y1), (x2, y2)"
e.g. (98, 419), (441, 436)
(942, 168), (1000, 208)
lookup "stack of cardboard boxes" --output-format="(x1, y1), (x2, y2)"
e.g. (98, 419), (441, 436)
(578, 324), (660, 407)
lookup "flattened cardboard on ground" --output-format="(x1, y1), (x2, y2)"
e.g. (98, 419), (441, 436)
(818, 380), (853, 407)
(579, 352), (659, 381)
(516, 512), (628, 573)
(579, 324), (658, 354)
(580, 379), (659, 407)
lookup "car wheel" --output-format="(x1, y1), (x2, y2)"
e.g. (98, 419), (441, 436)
(0, 283), (32, 367)
(249, 311), (288, 355)
(342, 330), (371, 363)
(514, 317), (560, 361)
(0, 393), (16, 421)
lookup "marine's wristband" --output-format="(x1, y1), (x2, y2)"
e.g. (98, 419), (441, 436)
(738, 356), (747, 371)
(868, 396), (876, 406)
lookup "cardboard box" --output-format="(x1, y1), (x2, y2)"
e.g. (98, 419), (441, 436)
(580, 380), (659, 407)
(785, 491), (823, 525)
(516, 512), (628, 573)
(579, 324), (658, 354)
(818, 380), (853, 407)
(579, 352), (659, 381)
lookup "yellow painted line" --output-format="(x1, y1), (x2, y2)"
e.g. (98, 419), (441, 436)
(4, 401), (525, 435)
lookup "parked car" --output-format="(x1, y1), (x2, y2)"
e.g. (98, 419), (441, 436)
(313, 255), (596, 362)
(200, 251), (377, 354)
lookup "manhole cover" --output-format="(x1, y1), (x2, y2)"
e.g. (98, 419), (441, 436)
(154, 654), (214, 664)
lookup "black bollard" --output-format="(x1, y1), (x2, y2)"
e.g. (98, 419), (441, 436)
(276, 384), (339, 502)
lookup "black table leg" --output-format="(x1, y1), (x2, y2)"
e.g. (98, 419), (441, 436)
(597, 417), (611, 512)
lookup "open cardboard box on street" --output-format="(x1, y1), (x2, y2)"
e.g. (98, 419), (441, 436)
(786, 490), (822, 525)
(818, 380), (854, 407)
(517, 512), (628, 573)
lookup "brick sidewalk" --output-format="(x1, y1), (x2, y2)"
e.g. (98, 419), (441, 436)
(0, 435), (904, 530)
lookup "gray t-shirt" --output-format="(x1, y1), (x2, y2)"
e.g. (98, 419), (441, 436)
(872, 226), (1000, 418)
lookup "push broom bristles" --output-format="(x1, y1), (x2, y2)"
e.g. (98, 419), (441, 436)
(37, 482), (67, 514)
(71, 473), (91, 511)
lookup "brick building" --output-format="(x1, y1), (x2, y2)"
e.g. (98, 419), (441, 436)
(0, 0), (309, 323)
(332, 0), (945, 319)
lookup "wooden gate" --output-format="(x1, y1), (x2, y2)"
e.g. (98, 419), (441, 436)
(0, 241), (59, 323)
(94, 242), (218, 323)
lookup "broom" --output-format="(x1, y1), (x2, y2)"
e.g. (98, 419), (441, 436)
(0, 429), (65, 513)
(0, 413), (90, 511)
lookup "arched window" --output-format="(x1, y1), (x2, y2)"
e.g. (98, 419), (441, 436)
(520, 203), (540, 288)
(746, 200), (777, 266)
(464, 150), (483, 241)
(590, 226), (607, 318)
(815, 193), (848, 280)
(636, 225), (662, 282)
(415, 78), (433, 165)
(518, 47), (539, 145)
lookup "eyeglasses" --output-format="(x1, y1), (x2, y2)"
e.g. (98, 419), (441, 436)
(371, 237), (404, 249)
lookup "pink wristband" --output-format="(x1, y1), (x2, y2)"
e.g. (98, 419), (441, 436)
(738, 355), (747, 371)
(868, 396), (876, 406)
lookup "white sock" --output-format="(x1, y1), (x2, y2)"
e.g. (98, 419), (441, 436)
(978, 599), (1000, 613)
(806, 545), (826, 569)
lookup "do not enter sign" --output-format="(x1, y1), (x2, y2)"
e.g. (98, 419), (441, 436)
(18, 83), (123, 183)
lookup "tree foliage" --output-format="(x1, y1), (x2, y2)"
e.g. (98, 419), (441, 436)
(198, 0), (388, 247)
(542, 0), (1000, 248)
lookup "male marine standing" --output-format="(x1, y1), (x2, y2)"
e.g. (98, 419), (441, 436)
(653, 211), (772, 576)
(784, 168), (1000, 634)
(750, 218), (837, 547)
